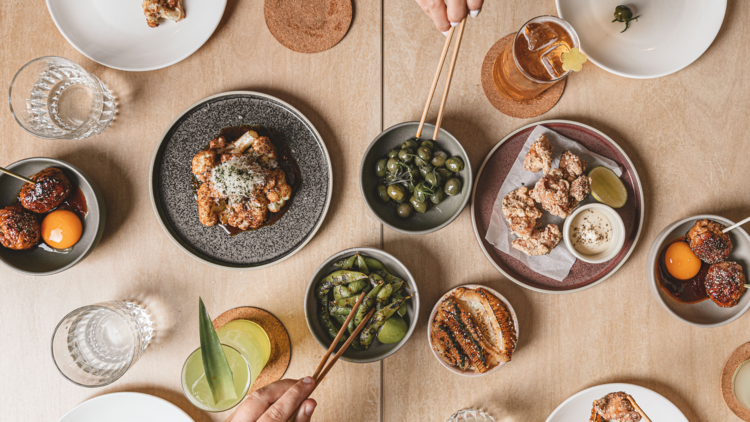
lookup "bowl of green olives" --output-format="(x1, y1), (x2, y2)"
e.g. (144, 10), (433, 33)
(360, 122), (472, 234)
(304, 247), (420, 363)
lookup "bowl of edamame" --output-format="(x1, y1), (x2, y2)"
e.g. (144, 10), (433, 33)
(304, 247), (420, 363)
(360, 122), (472, 234)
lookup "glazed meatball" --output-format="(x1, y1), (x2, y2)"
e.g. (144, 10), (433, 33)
(687, 219), (732, 264)
(19, 167), (72, 214)
(0, 204), (41, 250)
(705, 261), (746, 308)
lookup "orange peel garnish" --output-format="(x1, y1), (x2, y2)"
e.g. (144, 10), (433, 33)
(561, 47), (587, 72)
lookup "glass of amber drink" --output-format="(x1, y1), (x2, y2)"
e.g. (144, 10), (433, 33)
(493, 16), (580, 102)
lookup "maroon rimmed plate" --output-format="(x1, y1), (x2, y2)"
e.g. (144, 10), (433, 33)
(471, 120), (644, 293)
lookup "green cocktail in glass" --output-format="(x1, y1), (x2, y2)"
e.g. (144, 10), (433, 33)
(181, 320), (272, 412)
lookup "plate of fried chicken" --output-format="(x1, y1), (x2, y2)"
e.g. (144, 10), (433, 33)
(546, 383), (688, 422)
(471, 121), (644, 293)
(150, 91), (332, 270)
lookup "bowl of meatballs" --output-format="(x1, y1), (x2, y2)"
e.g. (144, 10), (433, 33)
(647, 215), (750, 327)
(0, 158), (105, 276)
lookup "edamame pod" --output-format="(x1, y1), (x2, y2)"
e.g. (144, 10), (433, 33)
(332, 255), (357, 270)
(376, 283), (393, 303)
(319, 298), (346, 343)
(346, 280), (367, 295)
(334, 296), (360, 307)
(354, 282), (383, 327)
(316, 271), (368, 298)
(363, 257), (389, 274)
(329, 304), (353, 316)
(356, 254), (369, 274)
(360, 298), (407, 349)
(333, 285), (344, 300)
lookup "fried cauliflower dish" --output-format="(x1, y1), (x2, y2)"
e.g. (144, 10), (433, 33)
(191, 130), (293, 232)
(143, 0), (185, 28)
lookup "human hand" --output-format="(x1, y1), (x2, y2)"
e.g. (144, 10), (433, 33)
(228, 378), (317, 422)
(414, 0), (484, 35)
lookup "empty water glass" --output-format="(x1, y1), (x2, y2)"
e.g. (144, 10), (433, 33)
(447, 409), (496, 422)
(51, 301), (153, 387)
(9, 56), (116, 140)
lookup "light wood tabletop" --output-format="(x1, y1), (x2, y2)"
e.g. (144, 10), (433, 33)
(1, 1), (748, 421)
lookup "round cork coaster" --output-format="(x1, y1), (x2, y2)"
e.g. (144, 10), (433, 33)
(721, 342), (750, 421)
(264, 0), (352, 54)
(213, 307), (291, 395)
(480, 34), (566, 119)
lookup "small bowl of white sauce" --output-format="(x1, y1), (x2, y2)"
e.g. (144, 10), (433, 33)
(563, 203), (625, 264)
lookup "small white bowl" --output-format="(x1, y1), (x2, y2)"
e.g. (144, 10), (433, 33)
(426, 284), (519, 377)
(563, 203), (626, 264)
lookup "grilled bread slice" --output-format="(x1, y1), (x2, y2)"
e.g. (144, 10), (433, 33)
(430, 322), (470, 370)
(454, 287), (517, 362)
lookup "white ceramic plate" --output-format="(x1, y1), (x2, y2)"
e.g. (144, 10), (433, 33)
(47, 0), (226, 71)
(546, 383), (688, 422)
(556, 0), (726, 78)
(58, 392), (194, 422)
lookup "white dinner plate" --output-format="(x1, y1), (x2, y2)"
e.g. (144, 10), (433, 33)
(47, 0), (226, 71)
(58, 392), (194, 422)
(556, 0), (726, 78)
(546, 383), (688, 422)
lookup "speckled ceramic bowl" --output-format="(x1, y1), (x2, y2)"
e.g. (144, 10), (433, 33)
(647, 214), (750, 327)
(427, 284), (518, 377)
(0, 157), (105, 275)
(360, 122), (472, 235)
(304, 247), (419, 363)
(149, 91), (332, 270)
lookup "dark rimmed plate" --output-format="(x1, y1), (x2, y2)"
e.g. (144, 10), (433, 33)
(471, 120), (644, 293)
(149, 91), (332, 270)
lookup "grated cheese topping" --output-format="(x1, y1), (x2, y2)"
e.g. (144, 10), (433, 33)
(209, 156), (267, 204)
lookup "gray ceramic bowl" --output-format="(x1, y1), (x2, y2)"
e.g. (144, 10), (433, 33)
(360, 122), (473, 234)
(304, 247), (419, 363)
(0, 158), (105, 275)
(647, 215), (750, 327)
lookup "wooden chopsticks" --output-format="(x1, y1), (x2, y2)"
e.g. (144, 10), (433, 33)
(0, 166), (34, 184)
(416, 17), (468, 141)
(286, 292), (375, 422)
(626, 394), (652, 422)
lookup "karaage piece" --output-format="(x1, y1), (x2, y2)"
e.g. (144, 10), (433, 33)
(511, 224), (561, 256)
(523, 134), (553, 175)
(570, 175), (592, 208)
(593, 392), (641, 422)
(142, 0), (185, 28)
(530, 169), (572, 218)
(705, 261), (746, 308)
(687, 219), (733, 264)
(502, 187), (543, 238)
(559, 150), (586, 181)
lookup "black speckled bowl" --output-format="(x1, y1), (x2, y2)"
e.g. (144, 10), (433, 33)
(360, 122), (472, 234)
(304, 247), (419, 363)
(0, 158), (105, 276)
(149, 91), (332, 270)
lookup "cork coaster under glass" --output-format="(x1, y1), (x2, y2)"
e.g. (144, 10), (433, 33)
(481, 34), (566, 119)
(721, 342), (750, 421)
(213, 307), (291, 395)
(264, 0), (352, 54)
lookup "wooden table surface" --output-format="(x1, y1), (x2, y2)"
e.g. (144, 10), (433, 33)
(1, 1), (748, 421)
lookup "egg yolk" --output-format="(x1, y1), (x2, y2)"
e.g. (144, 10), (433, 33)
(42, 210), (82, 249)
(665, 241), (701, 280)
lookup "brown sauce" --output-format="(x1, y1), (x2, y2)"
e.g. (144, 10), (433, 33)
(656, 237), (709, 304)
(197, 125), (303, 236)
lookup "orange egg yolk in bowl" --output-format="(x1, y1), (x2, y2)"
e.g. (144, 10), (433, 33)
(664, 241), (702, 280)
(41, 210), (82, 249)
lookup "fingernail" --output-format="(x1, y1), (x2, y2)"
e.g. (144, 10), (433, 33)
(442, 30), (450, 36)
(305, 403), (316, 416)
(302, 376), (314, 384)
(470, 8), (480, 18)
(450, 21), (459, 27)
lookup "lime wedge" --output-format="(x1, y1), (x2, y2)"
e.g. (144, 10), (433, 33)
(589, 166), (628, 208)
(377, 315), (408, 344)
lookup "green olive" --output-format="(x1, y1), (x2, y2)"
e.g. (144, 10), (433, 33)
(613, 5), (633, 21)
(444, 178), (462, 196)
(387, 158), (400, 174)
(445, 157), (464, 173)
(385, 173), (398, 183)
(417, 147), (432, 162)
(410, 196), (428, 214)
(375, 158), (388, 177)
(436, 167), (452, 181)
(419, 164), (434, 178)
(387, 184), (406, 202)
(398, 148), (414, 163)
(431, 151), (448, 167)
(407, 182), (415, 193)
(401, 139), (418, 150)
(430, 189), (446, 205)
(424, 169), (441, 187)
(406, 165), (420, 180)
(388, 148), (400, 159)
(396, 203), (413, 218)
(376, 185), (390, 203)
(414, 189), (427, 203)
(420, 140), (434, 150)
(414, 156), (428, 167)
